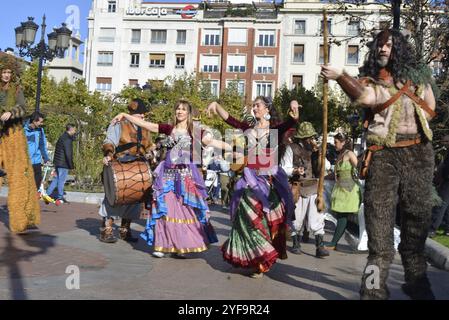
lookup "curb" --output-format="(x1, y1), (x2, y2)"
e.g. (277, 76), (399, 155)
(425, 238), (449, 271)
(0, 187), (104, 205)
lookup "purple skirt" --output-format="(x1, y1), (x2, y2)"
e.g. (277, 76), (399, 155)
(153, 191), (210, 254)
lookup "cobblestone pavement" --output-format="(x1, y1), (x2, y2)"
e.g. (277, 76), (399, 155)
(0, 198), (448, 300)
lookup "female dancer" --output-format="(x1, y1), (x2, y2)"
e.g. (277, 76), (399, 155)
(325, 133), (361, 250)
(112, 99), (230, 258)
(207, 97), (299, 278)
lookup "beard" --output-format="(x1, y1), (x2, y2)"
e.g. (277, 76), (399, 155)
(377, 56), (389, 68)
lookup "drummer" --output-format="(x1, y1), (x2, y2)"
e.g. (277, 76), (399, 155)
(98, 98), (153, 243)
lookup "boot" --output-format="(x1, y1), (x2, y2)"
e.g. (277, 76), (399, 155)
(291, 234), (302, 254)
(402, 277), (435, 300)
(315, 235), (329, 258)
(119, 219), (139, 243)
(302, 230), (310, 243)
(100, 218), (117, 243)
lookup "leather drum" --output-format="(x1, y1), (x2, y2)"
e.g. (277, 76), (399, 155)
(102, 159), (153, 206)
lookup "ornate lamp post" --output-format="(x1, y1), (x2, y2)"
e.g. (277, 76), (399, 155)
(14, 16), (72, 112)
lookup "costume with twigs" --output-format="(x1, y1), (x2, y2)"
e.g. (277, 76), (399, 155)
(0, 53), (40, 233)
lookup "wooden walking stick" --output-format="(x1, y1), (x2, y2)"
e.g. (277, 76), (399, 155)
(316, 10), (329, 213)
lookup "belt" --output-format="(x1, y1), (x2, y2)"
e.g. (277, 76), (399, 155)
(368, 137), (422, 152)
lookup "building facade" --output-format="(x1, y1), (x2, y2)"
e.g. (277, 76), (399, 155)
(47, 34), (84, 84)
(279, 0), (389, 90)
(84, 0), (390, 97)
(197, 1), (281, 103)
(84, 0), (201, 93)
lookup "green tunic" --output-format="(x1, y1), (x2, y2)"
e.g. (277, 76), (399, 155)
(331, 160), (361, 214)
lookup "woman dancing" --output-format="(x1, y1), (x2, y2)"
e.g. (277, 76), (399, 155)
(112, 99), (229, 258)
(206, 97), (300, 278)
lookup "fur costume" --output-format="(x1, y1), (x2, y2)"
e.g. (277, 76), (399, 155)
(335, 30), (437, 300)
(0, 53), (40, 233)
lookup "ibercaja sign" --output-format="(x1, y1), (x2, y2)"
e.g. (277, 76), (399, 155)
(126, 5), (198, 19)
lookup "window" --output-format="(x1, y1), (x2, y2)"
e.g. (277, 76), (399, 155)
(319, 45), (331, 64)
(108, 1), (116, 13)
(203, 29), (221, 46)
(293, 44), (305, 63)
(129, 79), (139, 87)
(320, 20), (332, 34)
(201, 55), (220, 73)
(347, 45), (359, 64)
(177, 30), (187, 44)
(256, 82), (273, 97)
(149, 53), (165, 68)
(294, 20), (306, 35)
(228, 28), (247, 45)
(379, 20), (391, 30)
(204, 80), (219, 97)
(292, 75), (303, 88)
(227, 80), (245, 96)
(254, 56), (274, 74)
(131, 29), (141, 44)
(176, 54), (185, 69)
(257, 30), (275, 47)
(98, 52), (113, 66)
(99, 28), (116, 42)
(130, 53), (140, 67)
(227, 55), (246, 73)
(96, 77), (112, 91)
(151, 30), (167, 44)
(347, 21), (360, 36)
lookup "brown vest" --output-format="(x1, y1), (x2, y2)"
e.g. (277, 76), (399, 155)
(115, 121), (152, 159)
(290, 142), (318, 197)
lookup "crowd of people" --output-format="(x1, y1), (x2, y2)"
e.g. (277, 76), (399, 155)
(1, 28), (448, 301)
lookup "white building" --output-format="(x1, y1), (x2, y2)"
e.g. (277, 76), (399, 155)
(47, 34), (84, 84)
(84, 0), (391, 95)
(279, 0), (390, 90)
(84, 0), (201, 93)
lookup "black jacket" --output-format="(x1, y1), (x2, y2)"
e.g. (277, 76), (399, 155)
(53, 132), (75, 169)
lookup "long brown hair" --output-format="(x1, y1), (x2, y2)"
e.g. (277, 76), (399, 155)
(172, 99), (194, 134)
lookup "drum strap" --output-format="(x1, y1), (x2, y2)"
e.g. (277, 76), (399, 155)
(115, 127), (144, 155)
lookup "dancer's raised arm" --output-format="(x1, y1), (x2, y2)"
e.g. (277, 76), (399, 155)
(111, 113), (159, 133)
(206, 101), (229, 121)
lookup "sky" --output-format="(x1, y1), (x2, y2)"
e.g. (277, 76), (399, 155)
(0, 0), (91, 52)
(0, 0), (281, 57)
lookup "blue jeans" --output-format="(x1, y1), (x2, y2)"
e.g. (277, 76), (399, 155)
(46, 168), (69, 200)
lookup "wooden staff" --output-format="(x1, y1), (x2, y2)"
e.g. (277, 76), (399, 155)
(316, 10), (329, 213)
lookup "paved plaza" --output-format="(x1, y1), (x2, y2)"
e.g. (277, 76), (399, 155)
(1, 198), (448, 300)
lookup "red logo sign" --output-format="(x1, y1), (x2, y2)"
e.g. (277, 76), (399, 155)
(180, 5), (197, 19)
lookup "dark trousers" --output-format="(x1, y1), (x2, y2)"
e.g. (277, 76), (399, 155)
(360, 142), (434, 300)
(32, 164), (42, 190)
(430, 182), (449, 232)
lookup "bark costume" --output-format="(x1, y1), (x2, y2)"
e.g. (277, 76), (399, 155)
(99, 100), (153, 243)
(0, 53), (40, 233)
(334, 31), (437, 300)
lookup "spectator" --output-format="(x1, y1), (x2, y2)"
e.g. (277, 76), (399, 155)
(46, 124), (77, 204)
(207, 155), (224, 204)
(24, 111), (50, 191)
(429, 134), (449, 237)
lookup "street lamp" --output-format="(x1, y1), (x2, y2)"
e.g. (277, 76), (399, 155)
(14, 16), (72, 112)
